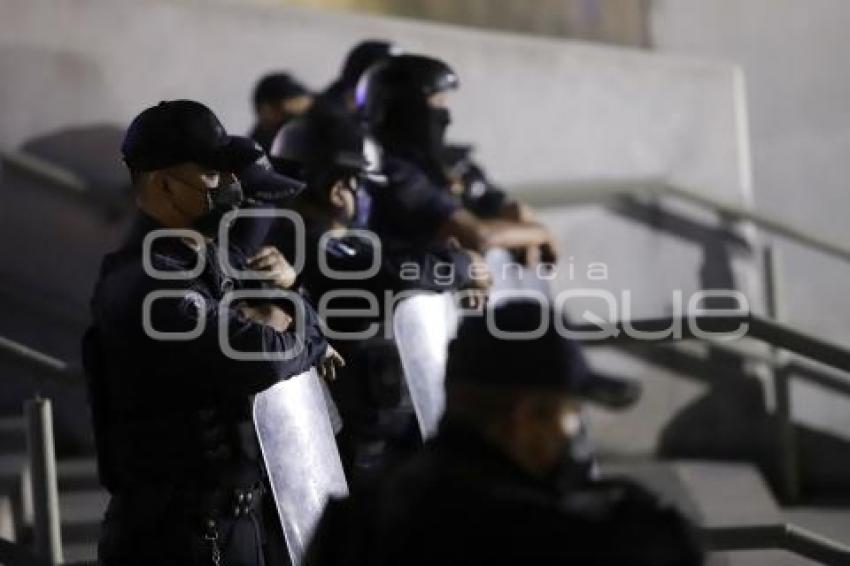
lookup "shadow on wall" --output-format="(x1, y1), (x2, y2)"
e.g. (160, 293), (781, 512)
(0, 120), (134, 455)
(0, 45), (117, 151)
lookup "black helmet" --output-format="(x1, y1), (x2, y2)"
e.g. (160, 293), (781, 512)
(355, 54), (458, 130)
(269, 106), (375, 200)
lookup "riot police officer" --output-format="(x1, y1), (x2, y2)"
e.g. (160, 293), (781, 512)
(357, 54), (640, 408)
(83, 100), (343, 565)
(267, 103), (490, 306)
(356, 54), (558, 262)
(267, 104), (490, 477)
(305, 301), (703, 565)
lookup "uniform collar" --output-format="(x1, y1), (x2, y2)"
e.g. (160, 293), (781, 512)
(123, 212), (205, 265)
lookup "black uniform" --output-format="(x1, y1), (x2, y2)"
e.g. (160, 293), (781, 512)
(367, 152), (460, 247)
(83, 213), (328, 565)
(306, 419), (703, 566)
(268, 217), (475, 470)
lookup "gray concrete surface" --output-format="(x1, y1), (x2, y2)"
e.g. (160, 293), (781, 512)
(651, 0), (850, 446)
(0, 0), (749, 196)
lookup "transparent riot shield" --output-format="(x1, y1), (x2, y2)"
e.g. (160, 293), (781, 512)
(253, 369), (348, 565)
(392, 292), (459, 439)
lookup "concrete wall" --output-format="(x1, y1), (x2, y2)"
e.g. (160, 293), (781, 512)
(650, 0), (850, 451)
(0, 0), (748, 197)
(267, 0), (651, 46)
(0, 0), (757, 314)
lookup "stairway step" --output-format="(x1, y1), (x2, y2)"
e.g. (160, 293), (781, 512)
(63, 541), (97, 565)
(57, 457), (100, 491)
(600, 460), (781, 527)
(60, 490), (107, 544)
(0, 417), (26, 454)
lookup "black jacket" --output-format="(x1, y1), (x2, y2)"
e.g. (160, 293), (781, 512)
(306, 420), (704, 566)
(83, 213), (328, 493)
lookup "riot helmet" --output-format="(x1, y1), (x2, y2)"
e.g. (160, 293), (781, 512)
(356, 54), (459, 164)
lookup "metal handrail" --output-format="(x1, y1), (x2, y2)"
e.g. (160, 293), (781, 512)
(0, 335), (82, 384)
(517, 177), (850, 264)
(0, 149), (89, 194)
(572, 313), (850, 374)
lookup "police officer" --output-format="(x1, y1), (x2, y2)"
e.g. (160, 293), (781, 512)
(268, 104), (490, 305)
(305, 301), (703, 565)
(251, 72), (313, 153)
(358, 54), (641, 408)
(267, 104), (490, 477)
(83, 100), (343, 565)
(318, 40), (401, 115)
(357, 54), (558, 263)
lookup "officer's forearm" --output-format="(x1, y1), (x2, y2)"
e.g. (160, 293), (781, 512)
(476, 219), (550, 252)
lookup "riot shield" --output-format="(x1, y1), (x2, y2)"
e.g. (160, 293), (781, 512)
(253, 369), (348, 565)
(392, 292), (459, 439)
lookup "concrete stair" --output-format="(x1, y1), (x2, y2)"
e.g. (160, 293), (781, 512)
(602, 459), (850, 565)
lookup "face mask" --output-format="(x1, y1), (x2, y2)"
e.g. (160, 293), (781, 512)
(428, 106), (452, 148)
(193, 177), (244, 236)
(382, 100), (451, 163)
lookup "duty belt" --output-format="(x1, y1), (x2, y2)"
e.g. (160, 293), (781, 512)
(200, 481), (265, 519)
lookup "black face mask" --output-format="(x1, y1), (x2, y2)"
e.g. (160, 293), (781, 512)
(381, 100), (451, 164)
(428, 106), (451, 151)
(193, 178), (244, 236)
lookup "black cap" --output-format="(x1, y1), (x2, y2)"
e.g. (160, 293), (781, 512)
(122, 100), (262, 172)
(253, 73), (311, 109)
(234, 138), (306, 204)
(340, 40), (401, 88)
(445, 301), (591, 395)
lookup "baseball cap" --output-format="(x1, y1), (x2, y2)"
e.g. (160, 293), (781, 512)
(445, 301), (591, 396)
(234, 137), (306, 204)
(122, 100), (262, 172)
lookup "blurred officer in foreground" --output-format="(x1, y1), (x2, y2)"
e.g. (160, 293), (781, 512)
(319, 40), (401, 114)
(268, 104), (490, 476)
(306, 301), (703, 566)
(83, 100), (342, 565)
(357, 54), (557, 264)
(251, 72), (313, 153)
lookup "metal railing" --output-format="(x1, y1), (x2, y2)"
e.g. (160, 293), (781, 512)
(0, 337), (72, 565)
(520, 176), (850, 504)
(0, 150), (89, 195)
(573, 312), (850, 563)
(517, 176), (850, 264)
(572, 313), (850, 372)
